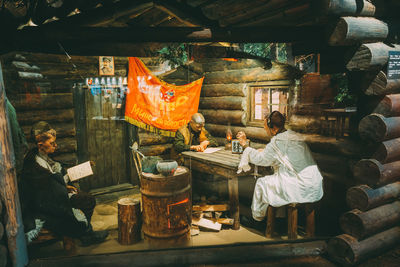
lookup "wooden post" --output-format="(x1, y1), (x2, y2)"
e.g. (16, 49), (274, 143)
(0, 63), (29, 267)
(347, 182), (400, 211)
(340, 201), (400, 239)
(228, 176), (240, 230)
(265, 206), (276, 238)
(118, 198), (141, 245)
(327, 227), (400, 265)
(287, 204), (298, 240)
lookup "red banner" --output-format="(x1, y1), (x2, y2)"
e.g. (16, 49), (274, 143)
(125, 57), (204, 137)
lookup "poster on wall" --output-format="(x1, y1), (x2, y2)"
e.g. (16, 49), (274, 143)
(387, 51), (400, 80)
(99, 56), (115, 76)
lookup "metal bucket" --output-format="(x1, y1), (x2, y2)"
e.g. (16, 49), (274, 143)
(141, 167), (191, 243)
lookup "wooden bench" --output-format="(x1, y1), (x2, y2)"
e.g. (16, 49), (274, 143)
(265, 203), (315, 240)
(30, 229), (75, 253)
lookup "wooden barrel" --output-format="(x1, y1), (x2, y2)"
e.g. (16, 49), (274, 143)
(118, 198), (141, 245)
(141, 167), (191, 242)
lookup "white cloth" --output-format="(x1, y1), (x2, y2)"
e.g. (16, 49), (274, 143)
(239, 130), (323, 221)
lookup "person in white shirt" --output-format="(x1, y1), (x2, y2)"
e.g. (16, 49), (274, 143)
(236, 111), (323, 222)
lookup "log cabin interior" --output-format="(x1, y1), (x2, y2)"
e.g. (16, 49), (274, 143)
(1, 1), (400, 267)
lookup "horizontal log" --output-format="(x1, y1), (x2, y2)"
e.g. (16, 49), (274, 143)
(11, 61), (41, 72)
(364, 71), (400, 95)
(208, 124), (365, 158)
(193, 204), (229, 212)
(0, 244), (7, 267)
(340, 201), (400, 239)
(54, 138), (77, 154)
(312, 152), (352, 177)
(52, 153), (78, 166)
(204, 62), (303, 84)
(329, 17), (387, 46)
(322, 0), (376, 16)
(353, 159), (400, 187)
(202, 59), (265, 72)
(288, 114), (321, 134)
(199, 96), (245, 110)
(9, 93), (73, 110)
(199, 109), (245, 126)
(346, 182), (400, 211)
(358, 113), (400, 142)
(373, 137), (400, 163)
(18, 71), (44, 81)
(200, 84), (246, 97)
(327, 227), (400, 265)
(17, 53), (129, 65)
(139, 144), (172, 156)
(347, 43), (400, 71)
(22, 122), (76, 140)
(138, 132), (172, 146)
(17, 108), (74, 125)
(366, 94), (400, 117)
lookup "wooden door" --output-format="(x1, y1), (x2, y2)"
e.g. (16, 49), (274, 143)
(82, 82), (130, 189)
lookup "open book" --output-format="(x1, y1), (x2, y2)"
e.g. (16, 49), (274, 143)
(67, 161), (93, 182)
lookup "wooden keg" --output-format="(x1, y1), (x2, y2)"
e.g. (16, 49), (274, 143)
(118, 198), (141, 245)
(141, 167), (191, 242)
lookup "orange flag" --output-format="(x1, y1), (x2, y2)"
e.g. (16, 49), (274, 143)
(125, 57), (204, 137)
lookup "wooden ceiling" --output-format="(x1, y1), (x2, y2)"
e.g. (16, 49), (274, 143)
(0, 0), (398, 56)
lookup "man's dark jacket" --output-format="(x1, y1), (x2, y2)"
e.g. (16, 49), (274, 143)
(20, 149), (87, 237)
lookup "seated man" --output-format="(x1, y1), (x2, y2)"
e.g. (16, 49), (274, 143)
(171, 113), (218, 164)
(20, 121), (108, 246)
(236, 111), (323, 223)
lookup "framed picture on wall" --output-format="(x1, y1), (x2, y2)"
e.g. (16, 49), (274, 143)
(99, 56), (115, 76)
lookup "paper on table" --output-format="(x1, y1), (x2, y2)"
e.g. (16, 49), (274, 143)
(67, 161), (93, 181)
(202, 147), (222, 154)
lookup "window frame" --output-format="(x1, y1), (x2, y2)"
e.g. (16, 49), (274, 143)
(246, 80), (291, 128)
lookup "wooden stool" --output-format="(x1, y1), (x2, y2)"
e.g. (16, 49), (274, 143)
(31, 229), (76, 253)
(265, 203), (315, 240)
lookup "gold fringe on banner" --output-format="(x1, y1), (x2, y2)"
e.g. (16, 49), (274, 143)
(125, 116), (177, 137)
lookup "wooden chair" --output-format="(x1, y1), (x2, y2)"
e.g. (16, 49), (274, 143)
(30, 229), (75, 253)
(265, 203), (315, 240)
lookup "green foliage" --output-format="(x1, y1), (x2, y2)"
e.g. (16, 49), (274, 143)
(331, 73), (356, 107)
(240, 43), (287, 63)
(156, 43), (188, 68)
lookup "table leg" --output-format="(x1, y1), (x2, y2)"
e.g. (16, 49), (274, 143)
(228, 176), (240, 230)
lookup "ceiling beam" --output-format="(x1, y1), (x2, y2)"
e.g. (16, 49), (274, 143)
(13, 26), (325, 44)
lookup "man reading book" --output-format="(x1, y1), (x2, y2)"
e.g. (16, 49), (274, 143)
(19, 121), (108, 246)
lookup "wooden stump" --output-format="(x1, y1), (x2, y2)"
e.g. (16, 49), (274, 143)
(340, 201), (400, 239)
(327, 227), (400, 265)
(118, 198), (141, 245)
(347, 182), (400, 211)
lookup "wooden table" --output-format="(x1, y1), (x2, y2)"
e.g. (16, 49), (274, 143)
(322, 108), (357, 138)
(182, 148), (241, 230)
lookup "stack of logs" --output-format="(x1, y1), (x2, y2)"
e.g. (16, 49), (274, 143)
(0, 200), (7, 267)
(325, 1), (400, 264)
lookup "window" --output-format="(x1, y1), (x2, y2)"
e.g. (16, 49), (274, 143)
(248, 83), (290, 127)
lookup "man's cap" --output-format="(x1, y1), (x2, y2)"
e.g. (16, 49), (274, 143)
(191, 113), (205, 125)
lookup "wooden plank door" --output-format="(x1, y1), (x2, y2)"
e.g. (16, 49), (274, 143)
(83, 82), (129, 189)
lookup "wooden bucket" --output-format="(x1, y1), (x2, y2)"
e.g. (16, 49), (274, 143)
(141, 167), (191, 243)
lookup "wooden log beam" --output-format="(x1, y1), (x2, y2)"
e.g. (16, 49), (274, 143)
(358, 113), (400, 142)
(353, 159), (400, 187)
(364, 71), (400, 95)
(139, 132), (171, 146)
(328, 17), (388, 46)
(52, 153), (78, 166)
(21, 122), (76, 140)
(365, 94), (400, 117)
(202, 59), (265, 72)
(0, 63), (28, 267)
(373, 137), (400, 164)
(205, 123), (269, 143)
(288, 114), (321, 134)
(347, 43), (400, 71)
(199, 96), (245, 110)
(199, 109), (245, 126)
(139, 144), (172, 156)
(9, 93), (73, 110)
(17, 108), (74, 125)
(200, 84), (246, 97)
(340, 201), (400, 239)
(327, 227), (400, 265)
(321, 0), (376, 16)
(15, 26), (325, 43)
(346, 182), (400, 211)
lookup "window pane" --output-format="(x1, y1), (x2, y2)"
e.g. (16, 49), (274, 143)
(271, 90), (280, 104)
(255, 88), (262, 104)
(254, 105), (262, 120)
